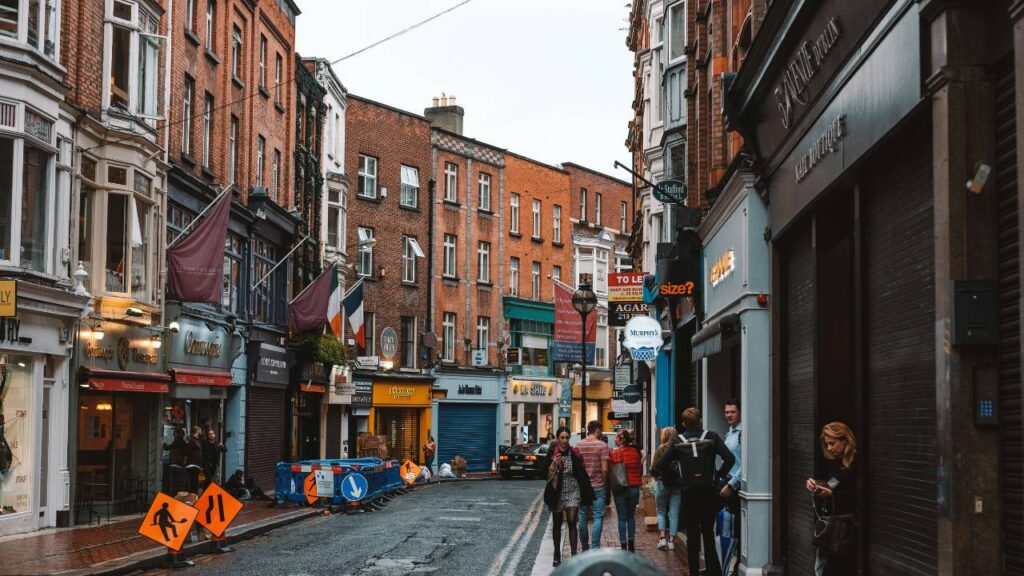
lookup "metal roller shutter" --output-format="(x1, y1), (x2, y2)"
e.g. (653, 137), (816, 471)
(782, 222), (816, 576)
(326, 405), (342, 459)
(246, 387), (286, 492)
(996, 62), (1023, 574)
(437, 403), (497, 473)
(863, 129), (937, 575)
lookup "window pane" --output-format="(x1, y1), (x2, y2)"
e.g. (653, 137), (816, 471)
(78, 187), (92, 276)
(132, 200), (149, 300)
(0, 0), (18, 38)
(137, 34), (160, 116)
(0, 138), (13, 261)
(111, 26), (131, 109)
(105, 195), (128, 292)
(27, 0), (38, 47)
(670, 3), (685, 60)
(21, 145), (50, 272)
(327, 207), (338, 248)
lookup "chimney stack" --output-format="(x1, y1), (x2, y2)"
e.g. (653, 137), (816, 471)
(424, 92), (465, 135)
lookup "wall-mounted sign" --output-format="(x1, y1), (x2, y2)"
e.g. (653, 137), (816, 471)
(352, 378), (373, 408)
(472, 349), (487, 367)
(505, 347), (521, 366)
(81, 322), (164, 374)
(380, 327), (398, 360)
(774, 16), (842, 129)
(653, 179), (687, 205)
(623, 316), (664, 362)
(614, 363), (632, 391)
(458, 384), (482, 395)
(250, 343), (288, 388)
(710, 250), (736, 287)
(611, 398), (642, 413)
(659, 281), (696, 297)
(0, 280), (16, 317)
(609, 273), (647, 327)
(507, 379), (558, 403)
(794, 114), (845, 183)
(355, 356), (380, 370)
(171, 318), (234, 371)
(372, 382), (431, 406)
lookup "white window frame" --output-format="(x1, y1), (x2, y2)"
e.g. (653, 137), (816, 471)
(442, 312), (456, 362)
(255, 135), (264, 187)
(327, 187), (344, 251)
(531, 199), (541, 239)
(274, 53), (282, 103)
(620, 201), (628, 234)
(402, 235), (418, 283)
(258, 34), (266, 88)
(365, 312), (376, 356)
(478, 172), (491, 211)
(510, 193), (520, 233)
(230, 24), (241, 78)
(668, 1), (686, 64)
(400, 164), (419, 208)
(552, 265), (561, 283)
(358, 154), (377, 199)
(477, 241), (490, 283)
(595, 192), (602, 225)
(357, 226), (374, 277)
(476, 316), (489, 353)
(103, 0), (165, 120)
(202, 93), (212, 167)
(509, 257), (519, 296)
(228, 115), (238, 184)
(579, 188), (587, 221)
(205, 0), (214, 49)
(0, 0), (59, 57)
(442, 234), (457, 278)
(553, 204), (561, 243)
(272, 149), (280, 201)
(181, 75), (193, 156)
(184, 0), (194, 32)
(531, 262), (541, 300)
(444, 162), (458, 202)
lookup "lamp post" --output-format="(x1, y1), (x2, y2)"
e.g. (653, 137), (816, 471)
(572, 281), (597, 437)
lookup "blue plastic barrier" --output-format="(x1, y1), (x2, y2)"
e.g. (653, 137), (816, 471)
(274, 458), (403, 507)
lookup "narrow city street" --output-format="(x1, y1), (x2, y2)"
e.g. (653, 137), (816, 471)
(139, 481), (551, 576)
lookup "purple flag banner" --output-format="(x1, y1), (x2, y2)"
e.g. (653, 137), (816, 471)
(552, 281), (596, 364)
(166, 193), (232, 303)
(289, 267), (334, 334)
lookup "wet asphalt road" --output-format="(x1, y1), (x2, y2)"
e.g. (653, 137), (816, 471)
(138, 479), (549, 576)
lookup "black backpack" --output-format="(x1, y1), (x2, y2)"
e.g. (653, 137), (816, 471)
(674, 431), (716, 491)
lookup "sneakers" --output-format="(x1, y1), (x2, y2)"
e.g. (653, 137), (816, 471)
(667, 540), (675, 551)
(657, 538), (668, 550)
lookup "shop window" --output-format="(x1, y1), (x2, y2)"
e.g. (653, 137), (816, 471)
(1, 358), (34, 515)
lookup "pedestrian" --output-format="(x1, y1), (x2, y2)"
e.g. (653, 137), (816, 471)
(543, 426), (595, 567)
(806, 422), (857, 576)
(576, 420), (610, 550)
(609, 429), (643, 552)
(162, 426), (188, 493)
(202, 429), (226, 486)
(424, 436), (437, 471)
(720, 399), (742, 574)
(184, 426), (204, 493)
(656, 407), (735, 576)
(651, 426), (681, 551)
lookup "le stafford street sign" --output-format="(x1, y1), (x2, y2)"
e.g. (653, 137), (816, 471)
(653, 179), (687, 205)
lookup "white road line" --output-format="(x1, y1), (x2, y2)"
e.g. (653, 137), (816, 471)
(435, 516), (482, 522)
(503, 500), (546, 576)
(487, 492), (543, 575)
(529, 514), (557, 576)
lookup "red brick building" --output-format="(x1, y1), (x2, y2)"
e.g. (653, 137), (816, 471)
(345, 95), (434, 463)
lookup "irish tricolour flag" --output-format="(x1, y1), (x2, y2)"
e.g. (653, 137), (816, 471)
(328, 268), (342, 338)
(342, 279), (365, 348)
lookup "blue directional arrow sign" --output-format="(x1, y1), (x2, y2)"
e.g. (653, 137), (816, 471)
(341, 472), (368, 502)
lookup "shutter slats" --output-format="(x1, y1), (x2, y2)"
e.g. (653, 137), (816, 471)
(437, 403), (498, 473)
(246, 387), (286, 491)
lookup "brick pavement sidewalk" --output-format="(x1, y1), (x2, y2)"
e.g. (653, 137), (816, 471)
(0, 503), (317, 575)
(561, 502), (690, 575)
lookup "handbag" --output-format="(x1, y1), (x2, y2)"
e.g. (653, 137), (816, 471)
(812, 494), (856, 555)
(608, 449), (631, 494)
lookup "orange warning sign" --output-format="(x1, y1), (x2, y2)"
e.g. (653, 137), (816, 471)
(400, 460), (421, 486)
(194, 482), (244, 537)
(303, 472), (318, 504)
(138, 492), (199, 552)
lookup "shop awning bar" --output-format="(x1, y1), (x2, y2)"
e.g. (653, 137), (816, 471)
(170, 368), (233, 386)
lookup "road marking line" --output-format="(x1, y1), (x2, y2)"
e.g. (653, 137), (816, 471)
(487, 491), (543, 575)
(435, 516), (482, 522)
(503, 498), (546, 576)
(530, 514), (557, 576)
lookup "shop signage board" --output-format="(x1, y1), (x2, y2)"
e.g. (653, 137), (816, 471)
(168, 318), (233, 371)
(612, 398), (642, 413)
(138, 493), (199, 552)
(653, 179), (687, 205)
(620, 385), (641, 404)
(506, 379), (557, 403)
(194, 482), (244, 537)
(623, 316), (664, 361)
(609, 273), (647, 327)
(352, 378), (373, 409)
(614, 363), (632, 391)
(251, 343), (288, 388)
(372, 382), (431, 406)
(380, 327), (399, 360)
(0, 279), (16, 317)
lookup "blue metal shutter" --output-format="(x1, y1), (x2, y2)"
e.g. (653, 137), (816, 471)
(437, 403), (497, 473)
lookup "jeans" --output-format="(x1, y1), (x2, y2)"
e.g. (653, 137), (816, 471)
(683, 488), (722, 576)
(613, 486), (640, 544)
(655, 480), (681, 535)
(578, 485), (607, 548)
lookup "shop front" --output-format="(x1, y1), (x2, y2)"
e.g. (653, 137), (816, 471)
(292, 362), (328, 461)
(164, 316), (239, 487)
(692, 170), (770, 573)
(74, 320), (166, 522)
(433, 369), (502, 473)
(0, 283), (89, 536)
(504, 377), (560, 446)
(570, 376), (613, 435)
(369, 375), (434, 464)
(325, 365), (352, 459)
(245, 341), (289, 492)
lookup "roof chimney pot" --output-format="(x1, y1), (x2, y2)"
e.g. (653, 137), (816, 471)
(449, 95), (457, 106)
(432, 96), (440, 107)
(440, 95), (448, 106)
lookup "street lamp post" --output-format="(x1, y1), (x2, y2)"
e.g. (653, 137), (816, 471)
(572, 281), (597, 437)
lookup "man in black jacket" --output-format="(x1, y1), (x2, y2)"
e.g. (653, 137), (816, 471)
(655, 407), (735, 576)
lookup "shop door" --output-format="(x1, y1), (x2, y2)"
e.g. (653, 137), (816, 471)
(996, 61), (1023, 574)
(437, 404), (497, 472)
(37, 380), (50, 528)
(375, 409), (419, 463)
(298, 393), (321, 461)
(246, 387), (285, 492)
(862, 126), (937, 574)
(326, 405), (342, 459)
(781, 222), (817, 576)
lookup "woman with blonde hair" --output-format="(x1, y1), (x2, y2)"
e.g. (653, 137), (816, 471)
(651, 426), (681, 551)
(805, 422), (857, 576)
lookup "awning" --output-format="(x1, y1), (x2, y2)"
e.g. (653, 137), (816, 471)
(84, 369), (171, 393)
(692, 313), (741, 361)
(171, 368), (233, 386)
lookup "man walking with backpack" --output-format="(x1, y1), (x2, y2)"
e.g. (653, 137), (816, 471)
(656, 407), (735, 576)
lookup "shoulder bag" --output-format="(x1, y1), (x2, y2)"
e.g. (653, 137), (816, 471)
(812, 493), (856, 555)
(608, 449), (630, 495)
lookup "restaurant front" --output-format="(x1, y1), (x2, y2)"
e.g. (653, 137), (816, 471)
(368, 374), (434, 464)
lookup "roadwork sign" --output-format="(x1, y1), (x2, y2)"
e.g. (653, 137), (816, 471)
(139, 493), (199, 552)
(194, 483), (243, 537)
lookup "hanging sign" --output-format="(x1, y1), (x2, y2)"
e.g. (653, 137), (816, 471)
(623, 316), (664, 362)
(653, 180), (687, 205)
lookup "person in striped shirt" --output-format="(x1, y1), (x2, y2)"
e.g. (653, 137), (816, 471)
(576, 420), (610, 550)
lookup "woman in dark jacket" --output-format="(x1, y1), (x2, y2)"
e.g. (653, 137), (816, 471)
(806, 421), (857, 576)
(543, 426), (594, 567)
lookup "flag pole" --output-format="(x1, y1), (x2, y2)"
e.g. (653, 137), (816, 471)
(249, 234), (310, 292)
(167, 185), (232, 250)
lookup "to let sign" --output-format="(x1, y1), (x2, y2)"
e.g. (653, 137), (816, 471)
(0, 280), (15, 317)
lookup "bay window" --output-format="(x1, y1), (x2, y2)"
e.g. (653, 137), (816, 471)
(106, 0), (164, 119)
(1, 0), (58, 58)
(327, 187), (344, 250)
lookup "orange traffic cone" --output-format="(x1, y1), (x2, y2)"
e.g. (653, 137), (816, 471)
(491, 457), (497, 475)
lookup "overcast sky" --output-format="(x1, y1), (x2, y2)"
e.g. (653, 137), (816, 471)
(295, 0), (634, 177)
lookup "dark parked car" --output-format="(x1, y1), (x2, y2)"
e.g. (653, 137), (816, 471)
(498, 443), (549, 479)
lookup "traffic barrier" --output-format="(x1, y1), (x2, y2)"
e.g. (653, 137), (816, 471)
(274, 458), (403, 508)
